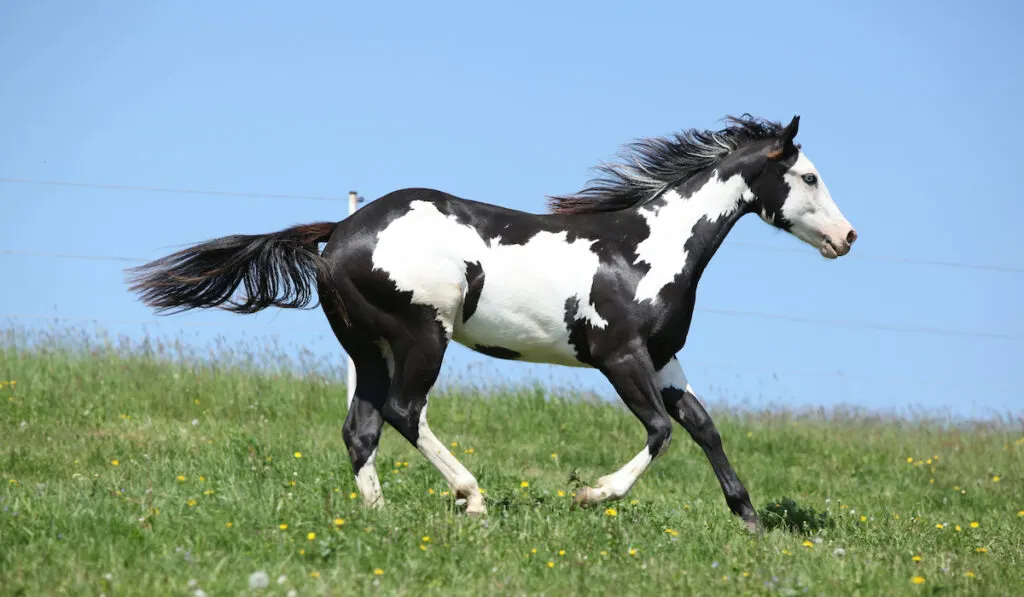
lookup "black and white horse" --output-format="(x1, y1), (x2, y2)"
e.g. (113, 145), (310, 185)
(128, 114), (856, 531)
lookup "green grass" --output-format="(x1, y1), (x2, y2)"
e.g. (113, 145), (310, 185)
(1, 327), (1021, 596)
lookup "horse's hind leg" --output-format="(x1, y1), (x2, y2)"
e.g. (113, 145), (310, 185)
(380, 322), (486, 515)
(324, 295), (391, 507)
(341, 340), (391, 507)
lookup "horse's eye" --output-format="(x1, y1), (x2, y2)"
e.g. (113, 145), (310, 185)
(802, 173), (818, 185)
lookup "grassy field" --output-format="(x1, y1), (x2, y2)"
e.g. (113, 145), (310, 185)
(1, 328), (1021, 596)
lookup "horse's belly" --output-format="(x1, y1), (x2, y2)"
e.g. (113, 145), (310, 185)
(452, 301), (590, 367)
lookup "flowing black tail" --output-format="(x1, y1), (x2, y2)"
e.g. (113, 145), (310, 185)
(126, 222), (339, 315)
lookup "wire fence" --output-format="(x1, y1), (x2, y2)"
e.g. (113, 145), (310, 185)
(3, 175), (1022, 274)
(3, 173), (1021, 402)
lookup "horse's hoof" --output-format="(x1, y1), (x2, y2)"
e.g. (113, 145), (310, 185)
(571, 486), (600, 510)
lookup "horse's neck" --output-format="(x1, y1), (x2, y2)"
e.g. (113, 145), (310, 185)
(633, 172), (753, 293)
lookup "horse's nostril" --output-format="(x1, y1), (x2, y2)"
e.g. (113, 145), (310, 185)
(846, 229), (858, 244)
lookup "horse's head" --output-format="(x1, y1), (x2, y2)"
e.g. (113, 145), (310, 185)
(750, 116), (857, 259)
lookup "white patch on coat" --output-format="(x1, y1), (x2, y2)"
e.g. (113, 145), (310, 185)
(655, 357), (688, 390)
(633, 172), (752, 303)
(372, 201), (481, 336)
(354, 448), (383, 507)
(577, 448), (653, 504)
(655, 357), (707, 408)
(776, 152), (853, 248)
(415, 403), (485, 514)
(371, 200), (606, 366)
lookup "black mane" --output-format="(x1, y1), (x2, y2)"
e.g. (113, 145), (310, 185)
(548, 114), (784, 215)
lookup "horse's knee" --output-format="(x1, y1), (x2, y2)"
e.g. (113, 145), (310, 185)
(648, 416), (673, 456)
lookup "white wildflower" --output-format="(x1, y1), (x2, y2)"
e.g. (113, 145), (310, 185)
(248, 570), (270, 590)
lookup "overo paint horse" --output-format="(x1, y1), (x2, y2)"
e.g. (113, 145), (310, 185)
(127, 114), (856, 531)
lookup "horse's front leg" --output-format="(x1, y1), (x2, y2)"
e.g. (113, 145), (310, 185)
(657, 356), (759, 532)
(573, 345), (673, 506)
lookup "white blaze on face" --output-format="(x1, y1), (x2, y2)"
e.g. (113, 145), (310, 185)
(633, 172), (752, 303)
(777, 153), (854, 256)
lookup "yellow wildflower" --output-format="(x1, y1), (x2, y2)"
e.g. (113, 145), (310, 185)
(531, 548), (537, 554)
(551, 453), (558, 459)
(906, 457), (913, 463)
(935, 523), (944, 529)
(628, 547), (637, 556)
(860, 515), (867, 522)
(294, 452), (302, 459)
(912, 555), (921, 562)
(111, 460), (119, 466)
(199, 476), (206, 482)
(664, 528), (679, 536)
(802, 540), (814, 548)
(349, 492), (357, 499)
(600, 550), (608, 556)
(419, 544), (427, 551)
(307, 532), (316, 540)
(547, 561), (554, 568)
(955, 525), (962, 531)
(177, 475), (186, 482)
(604, 508), (617, 517)
(311, 571), (320, 578)
(373, 568), (384, 576)
(186, 499), (197, 507)
(204, 489), (214, 496)
(975, 547), (988, 553)
(334, 518), (345, 527)
(557, 490), (566, 497)
(450, 442), (458, 447)
(970, 521), (979, 528)
(782, 549), (791, 555)
(1018, 510), (1024, 517)
(225, 522), (233, 528)
(911, 576), (925, 585)
(964, 571), (975, 578)
(992, 475), (1001, 482)
(279, 523), (288, 530)
(520, 481), (529, 488)
(422, 536), (430, 542)
(428, 488), (435, 495)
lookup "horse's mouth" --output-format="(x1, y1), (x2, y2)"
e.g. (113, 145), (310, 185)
(819, 236), (849, 259)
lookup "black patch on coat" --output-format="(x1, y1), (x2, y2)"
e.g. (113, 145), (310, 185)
(462, 260), (484, 323)
(562, 296), (593, 365)
(473, 345), (521, 360)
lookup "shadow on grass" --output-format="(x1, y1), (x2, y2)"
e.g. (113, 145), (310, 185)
(758, 497), (834, 535)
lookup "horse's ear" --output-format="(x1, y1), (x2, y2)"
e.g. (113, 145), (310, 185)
(767, 115), (800, 159)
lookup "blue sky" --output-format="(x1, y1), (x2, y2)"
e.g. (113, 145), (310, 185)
(2, 1), (1021, 419)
